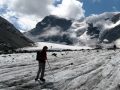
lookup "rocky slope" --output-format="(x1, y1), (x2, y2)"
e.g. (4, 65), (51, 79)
(86, 13), (120, 43)
(0, 16), (33, 51)
(24, 15), (73, 44)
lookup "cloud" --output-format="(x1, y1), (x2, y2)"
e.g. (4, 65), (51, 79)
(104, 20), (120, 30)
(112, 6), (118, 12)
(10, 0), (53, 18)
(1, 10), (40, 31)
(85, 12), (120, 31)
(85, 12), (116, 24)
(0, 0), (54, 31)
(40, 27), (61, 37)
(0, 6), (8, 14)
(0, 0), (85, 31)
(78, 12), (120, 47)
(10, 0), (85, 20)
(51, 0), (85, 20)
(0, 0), (6, 5)
(16, 16), (40, 31)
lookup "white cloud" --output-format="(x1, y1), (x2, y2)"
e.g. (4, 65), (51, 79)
(104, 20), (120, 30)
(85, 12), (120, 30)
(85, 12), (116, 24)
(0, 0), (12, 6)
(10, 0), (53, 18)
(0, 0), (85, 31)
(2, 11), (16, 19)
(0, 0), (6, 5)
(9, 0), (85, 20)
(40, 27), (61, 37)
(51, 0), (85, 20)
(112, 6), (118, 12)
(1, 10), (40, 31)
(17, 16), (40, 31)
(0, 0), (51, 31)
(85, 12), (119, 30)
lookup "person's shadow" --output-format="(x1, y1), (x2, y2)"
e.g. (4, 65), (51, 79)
(40, 82), (58, 90)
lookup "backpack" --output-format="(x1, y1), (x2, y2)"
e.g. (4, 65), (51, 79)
(36, 51), (41, 60)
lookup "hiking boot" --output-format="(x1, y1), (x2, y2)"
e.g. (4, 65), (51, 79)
(35, 78), (38, 81)
(40, 78), (45, 82)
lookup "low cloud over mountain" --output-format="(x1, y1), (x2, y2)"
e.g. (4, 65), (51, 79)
(24, 15), (74, 44)
(24, 12), (120, 48)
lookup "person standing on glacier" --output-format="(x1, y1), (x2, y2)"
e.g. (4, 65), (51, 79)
(35, 46), (48, 82)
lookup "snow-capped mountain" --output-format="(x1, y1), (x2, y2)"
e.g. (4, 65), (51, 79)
(24, 12), (120, 48)
(99, 13), (120, 43)
(81, 12), (120, 48)
(29, 15), (72, 35)
(24, 15), (74, 44)
(0, 16), (33, 51)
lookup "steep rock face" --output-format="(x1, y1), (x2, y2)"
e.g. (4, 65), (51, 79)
(0, 16), (33, 50)
(87, 23), (100, 39)
(99, 13), (120, 43)
(24, 15), (73, 44)
(29, 15), (72, 35)
(85, 13), (120, 44)
(99, 24), (120, 43)
(111, 13), (120, 23)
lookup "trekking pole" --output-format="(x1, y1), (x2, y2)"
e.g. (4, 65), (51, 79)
(47, 60), (56, 82)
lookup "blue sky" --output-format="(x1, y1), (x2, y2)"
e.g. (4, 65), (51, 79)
(54, 0), (120, 16)
(81, 0), (120, 16)
(0, 0), (120, 31)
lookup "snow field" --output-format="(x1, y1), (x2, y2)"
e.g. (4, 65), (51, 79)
(0, 49), (120, 90)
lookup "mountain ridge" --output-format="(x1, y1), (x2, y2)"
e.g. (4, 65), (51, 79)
(0, 16), (34, 51)
(24, 12), (120, 48)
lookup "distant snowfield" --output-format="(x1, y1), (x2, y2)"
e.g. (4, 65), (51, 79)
(1, 49), (120, 90)
(21, 42), (91, 51)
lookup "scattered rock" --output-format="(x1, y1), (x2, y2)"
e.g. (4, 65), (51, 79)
(52, 53), (57, 57)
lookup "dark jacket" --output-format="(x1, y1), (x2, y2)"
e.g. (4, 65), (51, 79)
(36, 50), (47, 63)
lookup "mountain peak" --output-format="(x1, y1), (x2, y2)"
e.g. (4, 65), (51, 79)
(26, 15), (72, 35)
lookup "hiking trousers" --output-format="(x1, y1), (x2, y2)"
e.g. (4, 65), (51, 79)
(36, 62), (46, 79)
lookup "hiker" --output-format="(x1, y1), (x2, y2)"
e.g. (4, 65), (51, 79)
(113, 44), (117, 51)
(35, 46), (48, 82)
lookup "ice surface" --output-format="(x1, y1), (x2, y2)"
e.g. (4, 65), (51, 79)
(20, 42), (91, 51)
(0, 49), (120, 90)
